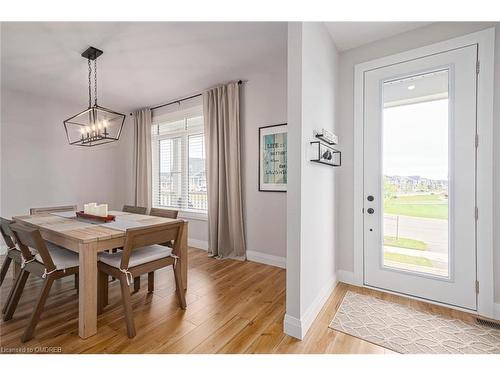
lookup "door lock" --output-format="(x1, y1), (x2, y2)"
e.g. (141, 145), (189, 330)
(367, 195), (374, 201)
(367, 208), (375, 214)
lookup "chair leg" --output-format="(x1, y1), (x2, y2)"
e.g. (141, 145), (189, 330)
(119, 275), (136, 338)
(0, 256), (12, 287)
(2, 263), (22, 315)
(21, 276), (54, 342)
(13, 262), (21, 278)
(97, 270), (108, 314)
(110, 249), (118, 281)
(74, 274), (79, 290)
(3, 269), (30, 321)
(133, 276), (140, 293)
(147, 272), (154, 293)
(173, 264), (186, 309)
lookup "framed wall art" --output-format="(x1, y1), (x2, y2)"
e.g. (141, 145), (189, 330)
(259, 123), (287, 192)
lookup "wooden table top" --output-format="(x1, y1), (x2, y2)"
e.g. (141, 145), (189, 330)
(13, 210), (182, 244)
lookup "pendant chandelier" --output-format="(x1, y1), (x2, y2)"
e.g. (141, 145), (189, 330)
(63, 46), (125, 147)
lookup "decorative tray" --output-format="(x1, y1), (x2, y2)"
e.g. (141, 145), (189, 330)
(76, 211), (116, 222)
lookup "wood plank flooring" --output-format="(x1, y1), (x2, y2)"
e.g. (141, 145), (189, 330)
(0, 248), (480, 354)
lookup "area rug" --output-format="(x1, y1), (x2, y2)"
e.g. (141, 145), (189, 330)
(329, 291), (500, 354)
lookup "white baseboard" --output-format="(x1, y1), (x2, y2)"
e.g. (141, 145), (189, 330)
(188, 238), (208, 251)
(246, 250), (286, 269)
(337, 269), (362, 286)
(283, 274), (338, 340)
(283, 314), (303, 339)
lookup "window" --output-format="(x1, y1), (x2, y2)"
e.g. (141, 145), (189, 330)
(151, 107), (207, 215)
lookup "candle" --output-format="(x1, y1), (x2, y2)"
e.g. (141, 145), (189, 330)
(84, 202), (97, 215)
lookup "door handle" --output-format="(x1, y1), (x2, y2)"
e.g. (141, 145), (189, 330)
(367, 208), (375, 214)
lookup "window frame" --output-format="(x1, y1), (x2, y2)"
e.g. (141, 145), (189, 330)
(151, 106), (207, 219)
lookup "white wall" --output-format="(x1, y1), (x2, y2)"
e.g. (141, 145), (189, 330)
(241, 58), (288, 264)
(0, 88), (131, 221)
(285, 22), (339, 339)
(336, 22), (500, 305)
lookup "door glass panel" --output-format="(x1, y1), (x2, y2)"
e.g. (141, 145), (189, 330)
(382, 69), (450, 278)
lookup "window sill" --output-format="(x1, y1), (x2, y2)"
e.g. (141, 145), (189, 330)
(178, 210), (208, 221)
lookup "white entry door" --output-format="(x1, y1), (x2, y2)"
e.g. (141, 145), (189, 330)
(363, 45), (478, 310)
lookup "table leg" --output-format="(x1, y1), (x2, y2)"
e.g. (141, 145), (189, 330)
(180, 221), (188, 290)
(78, 242), (98, 339)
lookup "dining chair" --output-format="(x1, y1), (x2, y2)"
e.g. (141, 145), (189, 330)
(29, 205), (79, 289)
(122, 205), (148, 215)
(0, 218), (28, 316)
(119, 205), (148, 290)
(149, 207), (179, 219)
(0, 218), (20, 289)
(149, 207), (179, 250)
(97, 221), (186, 338)
(29, 205), (77, 215)
(4, 223), (79, 342)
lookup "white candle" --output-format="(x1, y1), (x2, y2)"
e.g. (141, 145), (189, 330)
(85, 203), (97, 215)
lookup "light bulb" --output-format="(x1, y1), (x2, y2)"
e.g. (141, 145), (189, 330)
(97, 122), (103, 130)
(80, 128), (85, 134)
(102, 120), (108, 128)
(85, 126), (91, 133)
(92, 125), (96, 131)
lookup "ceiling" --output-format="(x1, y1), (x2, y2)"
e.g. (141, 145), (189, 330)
(324, 22), (432, 51)
(1, 22), (287, 112)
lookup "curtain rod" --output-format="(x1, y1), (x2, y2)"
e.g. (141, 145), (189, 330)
(130, 80), (246, 115)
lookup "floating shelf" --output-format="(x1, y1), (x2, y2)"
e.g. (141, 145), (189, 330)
(315, 132), (338, 145)
(310, 141), (341, 167)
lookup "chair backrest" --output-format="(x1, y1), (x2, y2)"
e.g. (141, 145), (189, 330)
(30, 205), (77, 215)
(120, 221), (184, 269)
(149, 208), (179, 219)
(9, 223), (55, 270)
(0, 217), (16, 249)
(122, 205), (148, 215)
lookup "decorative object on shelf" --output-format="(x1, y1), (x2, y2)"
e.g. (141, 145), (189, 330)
(259, 123), (287, 192)
(310, 141), (341, 167)
(314, 128), (338, 145)
(63, 46), (125, 147)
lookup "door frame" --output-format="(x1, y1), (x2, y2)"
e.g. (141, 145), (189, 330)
(352, 28), (495, 318)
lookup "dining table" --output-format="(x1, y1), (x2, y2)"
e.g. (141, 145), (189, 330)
(13, 210), (188, 339)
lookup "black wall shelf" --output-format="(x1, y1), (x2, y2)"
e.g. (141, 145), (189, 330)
(310, 141), (341, 167)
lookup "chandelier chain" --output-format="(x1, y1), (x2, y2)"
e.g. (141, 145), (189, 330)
(94, 59), (97, 106)
(88, 58), (92, 108)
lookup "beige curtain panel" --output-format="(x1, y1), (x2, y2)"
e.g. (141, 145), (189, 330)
(203, 82), (246, 259)
(133, 108), (152, 209)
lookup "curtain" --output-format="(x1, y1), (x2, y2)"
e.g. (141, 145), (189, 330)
(203, 82), (246, 259)
(133, 108), (152, 209)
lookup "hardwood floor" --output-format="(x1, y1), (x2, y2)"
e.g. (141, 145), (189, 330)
(0, 248), (480, 354)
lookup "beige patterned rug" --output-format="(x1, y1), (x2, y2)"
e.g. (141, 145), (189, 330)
(329, 291), (500, 354)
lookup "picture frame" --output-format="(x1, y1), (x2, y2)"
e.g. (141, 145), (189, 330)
(259, 123), (287, 192)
